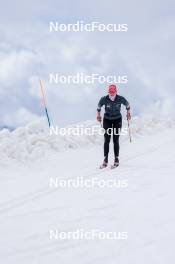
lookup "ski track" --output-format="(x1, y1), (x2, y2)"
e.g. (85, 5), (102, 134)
(0, 128), (175, 264)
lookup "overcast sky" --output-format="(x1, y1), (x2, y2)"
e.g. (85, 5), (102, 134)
(0, 0), (175, 127)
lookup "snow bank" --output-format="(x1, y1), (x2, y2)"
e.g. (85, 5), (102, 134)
(0, 116), (175, 161)
(0, 119), (102, 162)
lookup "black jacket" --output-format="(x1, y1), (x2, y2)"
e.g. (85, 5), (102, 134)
(97, 95), (130, 120)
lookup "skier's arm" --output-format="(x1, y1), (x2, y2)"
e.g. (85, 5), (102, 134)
(121, 97), (131, 120)
(96, 97), (105, 122)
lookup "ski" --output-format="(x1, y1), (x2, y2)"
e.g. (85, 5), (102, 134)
(110, 164), (119, 169)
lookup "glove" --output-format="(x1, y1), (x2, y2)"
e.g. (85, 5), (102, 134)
(126, 111), (131, 120)
(97, 114), (102, 122)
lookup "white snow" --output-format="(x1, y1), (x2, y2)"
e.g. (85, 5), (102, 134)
(0, 116), (174, 162)
(0, 116), (175, 264)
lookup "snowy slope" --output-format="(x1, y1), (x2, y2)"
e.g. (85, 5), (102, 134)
(0, 117), (175, 264)
(0, 116), (174, 162)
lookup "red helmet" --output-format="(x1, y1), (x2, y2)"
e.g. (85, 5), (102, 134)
(108, 85), (117, 96)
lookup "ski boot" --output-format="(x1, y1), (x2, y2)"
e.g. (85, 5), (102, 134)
(111, 157), (119, 169)
(100, 156), (108, 169)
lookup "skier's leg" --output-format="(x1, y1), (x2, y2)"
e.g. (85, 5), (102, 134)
(113, 117), (122, 161)
(103, 118), (112, 163)
(104, 133), (111, 163)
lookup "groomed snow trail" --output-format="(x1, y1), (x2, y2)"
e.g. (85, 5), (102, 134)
(0, 121), (175, 264)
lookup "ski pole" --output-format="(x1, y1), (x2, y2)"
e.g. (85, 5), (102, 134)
(127, 119), (132, 143)
(39, 79), (51, 128)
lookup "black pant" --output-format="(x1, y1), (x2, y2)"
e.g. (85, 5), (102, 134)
(103, 117), (122, 160)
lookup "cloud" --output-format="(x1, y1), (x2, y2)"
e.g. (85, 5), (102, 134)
(0, 0), (175, 127)
(0, 49), (39, 89)
(2, 107), (40, 127)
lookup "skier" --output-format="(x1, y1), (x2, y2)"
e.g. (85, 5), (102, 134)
(97, 84), (131, 168)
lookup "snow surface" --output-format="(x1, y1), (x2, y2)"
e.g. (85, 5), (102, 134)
(0, 116), (175, 264)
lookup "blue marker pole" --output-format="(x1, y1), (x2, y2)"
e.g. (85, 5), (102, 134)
(39, 80), (51, 128)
